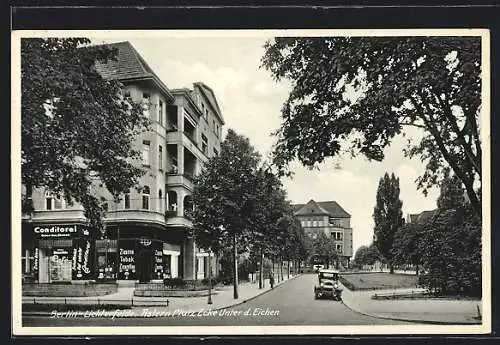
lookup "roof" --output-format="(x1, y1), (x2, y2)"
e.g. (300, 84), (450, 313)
(194, 82), (225, 125)
(93, 41), (174, 102)
(416, 210), (439, 223)
(171, 88), (203, 117)
(408, 214), (419, 223)
(293, 199), (351, 218)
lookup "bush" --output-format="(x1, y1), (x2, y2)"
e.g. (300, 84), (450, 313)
(163, 277), (186, 289)
(201, 277), (218, 286)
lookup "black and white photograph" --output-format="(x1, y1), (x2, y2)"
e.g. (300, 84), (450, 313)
(11, 29), (491, 335)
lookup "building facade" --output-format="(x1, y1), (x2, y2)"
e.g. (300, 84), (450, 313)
(21, 41), (225, 284)
(292, 199), (354, 268)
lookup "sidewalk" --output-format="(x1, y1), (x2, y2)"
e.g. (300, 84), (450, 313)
(340, 285), (483, 325)
(23, 273), (301, 317)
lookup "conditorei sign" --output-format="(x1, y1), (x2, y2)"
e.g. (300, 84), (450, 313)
(33, 225), (91, 238)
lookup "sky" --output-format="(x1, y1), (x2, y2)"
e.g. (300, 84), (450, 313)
(93, 33), (440, 255)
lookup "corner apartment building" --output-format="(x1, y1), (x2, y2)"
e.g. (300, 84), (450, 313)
(292, 199), (354, 268)
(21, 41), (225, 284)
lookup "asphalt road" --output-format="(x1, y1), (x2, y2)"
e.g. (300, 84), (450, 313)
(23, 274), (413, 326)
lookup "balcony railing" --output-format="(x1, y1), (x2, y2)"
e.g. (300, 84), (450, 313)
(166, 123), (179, 133)
(166, 166), (179, 175)
(184, 131), (198, 147)
(165, 210), (178, 218)
(183, 172), (194, 181)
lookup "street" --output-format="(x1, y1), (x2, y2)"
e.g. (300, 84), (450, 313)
(23, 274), (413, 326)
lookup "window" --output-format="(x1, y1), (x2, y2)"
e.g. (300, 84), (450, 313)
(142, 186), (150, 210)
(331, 232), (342, 241)
(123, 89), (131, 98)
(45, 192), (63, 210)
(205, 109), (209, 118)
(312, 220), (318, 227)
(213, 120), (216, 131)
(336, 244), (343, 253)
(201, 134), (208, 154)
(158, 145), (163, 171)
(102, 202), (109, 212)
(171, 156), (178, 174)
(45, 194), (53, 210)
(158, 100), (164, 125)
(142, 93), (151, 118)
(158, 189), (163, 211)
(329, 217), (342, 227)
(124, 193), (130, 209)
(167, 191), (178, 212)
(213, 148), (219, 156)
(142, 140), (150, 166)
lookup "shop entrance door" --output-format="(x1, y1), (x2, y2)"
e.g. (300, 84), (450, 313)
(138, 250), (152, 283)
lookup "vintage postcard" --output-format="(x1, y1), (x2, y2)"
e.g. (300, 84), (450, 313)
(11, 29), (491, 336)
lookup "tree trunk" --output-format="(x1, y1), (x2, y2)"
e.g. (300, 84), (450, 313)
(416, 263), (419, 276)
(389, 262), (394, 274)
(259, 248), (264, 289)
(280, 256), (283, 281)
(287, 260), (290, 279)
(233, 233), (239, 299)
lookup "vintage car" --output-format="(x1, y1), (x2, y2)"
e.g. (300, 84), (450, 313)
(314, 269), (342, 301)
(313, 264), (325, 273)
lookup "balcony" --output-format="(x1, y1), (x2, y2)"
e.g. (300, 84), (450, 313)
(165, 210), (178, 218)
(166, 166), (179, 176)
(183, 208), (194, 220)
(183, 172), (194, 181)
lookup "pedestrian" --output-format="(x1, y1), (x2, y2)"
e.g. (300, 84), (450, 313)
(269, 271), (275, 289)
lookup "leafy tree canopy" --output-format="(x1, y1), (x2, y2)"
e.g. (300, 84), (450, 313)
(373, 172), (404, 272)
(437, 174), (466, 210)
(354, 243), (382, 266)
(262, 36), (482, 216)
(192, 128), (261, 252)
(21, 38), (148, 229)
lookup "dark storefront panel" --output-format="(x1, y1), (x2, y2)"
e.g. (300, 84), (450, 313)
(96, 240), (118, 281)
(117, 238), (163, 282)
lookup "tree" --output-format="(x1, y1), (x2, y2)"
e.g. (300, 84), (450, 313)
(437, 174), (466, 210)
(416, 173), (481, 296)
(246, 168), (284, 288)
(391, 223), (424, 275)
(192, 129), (261, 299)
(373, 173), (404, 273)
(354, 243), (382, 268)
(262, 37), (482, 216)
(418, 207), (481, 297)
(310, 232), (339, 269)
(21, 38), (148, 229)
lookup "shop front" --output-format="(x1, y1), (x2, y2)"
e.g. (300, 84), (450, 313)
(95, 237), (165, 283)
(30, 224), (95, 283)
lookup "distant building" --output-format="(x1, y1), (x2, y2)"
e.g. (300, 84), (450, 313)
(406, 209), (439, 224)
(21, 41), (224, 284)
(292, 199), (353, 267)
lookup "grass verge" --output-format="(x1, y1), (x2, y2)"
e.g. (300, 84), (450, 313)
(340, 273), (419, 291)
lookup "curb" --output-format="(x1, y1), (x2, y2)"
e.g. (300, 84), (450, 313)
(23, 274), (303, 318)
(340, 292), (481, 325)
(208, 273), (302, 312)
